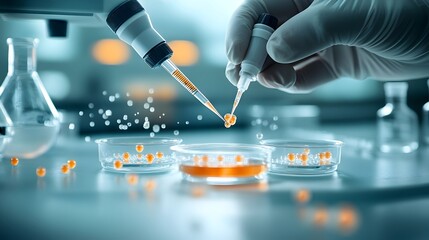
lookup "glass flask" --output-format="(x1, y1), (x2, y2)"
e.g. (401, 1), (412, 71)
(423, 79), (429, 145)
(0, 38), (60, 158)
(377, 82), (418, 153)
(0, 101), (13, 157)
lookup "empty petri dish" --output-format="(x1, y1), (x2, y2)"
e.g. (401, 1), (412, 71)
(171, 143), (273, 185)
(96, 137), (182, 173)
(260, 139), (343, 176)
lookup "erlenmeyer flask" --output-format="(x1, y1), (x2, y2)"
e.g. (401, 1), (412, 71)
(0, 38), (59, 158)
(0, 101), (13, 156)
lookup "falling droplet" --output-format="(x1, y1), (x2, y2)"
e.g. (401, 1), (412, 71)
(269, 123), (278, 131)
(127, 100), (133, 106)
(256, 132), (264, 140)
(153, 125), (160, 133)
(79, 111), (84, 116)
(85, 136), (91, 142)
(88, 103), (94, 109)
(197, 115), (203, 120)
(109, 96), (115, 102)
(173, 130), (179, 136)
(143, 121), (150, 129)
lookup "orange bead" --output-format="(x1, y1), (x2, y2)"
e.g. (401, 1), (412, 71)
(217, 155), (224, 162)
(136, 144), (144, 153)
(338, 205), (358, 232)
(295, 189), (311, 203)
(287, 153), (295, 161)
(300, 154), (308, 161)
(114, 160), (123, 169)
(224, 121), (231, 128)
(235, 155), (244, 163)
(230, 115), (237, 125)
(156, 151), (163, 159)
(67, 160), (76, 169)
(314, 207), (329, 227)
(146, 153), (155, 164)
(127, 174), (139, 185)
(224, 113), (232, 122)
(193, 155), (200, 164)
(191, 186), (205, 198)
(61, 164), (70, 174)
(201, 155), (209, 163)
(10, 157), (19, 166)
(325, 151), (332, 159)
(318, 152), (325, 160)
(36, 167), (46, 177)
(123, 152), (130, 163)
(144, 180), (157, 192)
(303, 148), (310, 154)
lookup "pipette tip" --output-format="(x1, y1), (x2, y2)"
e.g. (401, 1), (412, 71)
(230, 90), (243, 116)
(205, 101), (226, 122)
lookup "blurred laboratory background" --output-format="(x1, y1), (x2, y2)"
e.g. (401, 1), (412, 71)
(0, 0), (428, 135)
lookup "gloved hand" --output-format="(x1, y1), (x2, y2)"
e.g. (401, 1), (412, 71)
(226, 0), (429, 93)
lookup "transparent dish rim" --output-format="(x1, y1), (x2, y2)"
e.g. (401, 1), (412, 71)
(259, 139), (343, 148)
(171, 143), (274, 155)
(95, 136), (183, 146)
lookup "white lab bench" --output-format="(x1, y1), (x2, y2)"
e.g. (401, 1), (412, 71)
(0, 122), (429, 240)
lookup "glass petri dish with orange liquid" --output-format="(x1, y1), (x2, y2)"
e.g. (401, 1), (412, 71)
(260, 139), (343, 176)
(96, 137), (182, 173)
(171, 143), (273, 185)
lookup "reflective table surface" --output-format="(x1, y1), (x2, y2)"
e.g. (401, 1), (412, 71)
(1, 122), (429, 240)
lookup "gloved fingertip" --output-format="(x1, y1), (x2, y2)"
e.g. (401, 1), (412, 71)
(225, 62), (240, 86)
(266, 34), (295, 64)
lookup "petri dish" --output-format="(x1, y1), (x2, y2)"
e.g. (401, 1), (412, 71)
(96, 137), (182, 173)
(260, 139), (343, 176)
(171, 143), (273, 185)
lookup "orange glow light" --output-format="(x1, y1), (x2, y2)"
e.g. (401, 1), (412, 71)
(92, 39), (129, 65)
(168, 40), (199, 66)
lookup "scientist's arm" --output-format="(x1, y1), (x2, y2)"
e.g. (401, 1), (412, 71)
(226, 0), (429, 93)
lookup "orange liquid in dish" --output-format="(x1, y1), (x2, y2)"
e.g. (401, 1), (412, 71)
(180, 164), (266, 178)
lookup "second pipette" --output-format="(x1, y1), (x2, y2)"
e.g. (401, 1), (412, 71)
(230, 13), (278, 116)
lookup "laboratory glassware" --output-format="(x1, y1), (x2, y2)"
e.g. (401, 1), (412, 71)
(423, 79), (429, 145)
(0, 38), (60, 158)
(230, 13), (278, 115)
(377, 82), (418, 153)
(96, 137), (182, 173)
(0, 102), (12, 157)
(171, 143), (273, 185)
(260, 139), (343, 176)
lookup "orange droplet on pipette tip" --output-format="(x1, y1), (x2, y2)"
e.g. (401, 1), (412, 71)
(67, 160), (76, 169)
(36, 167), (46, 177)
(224, 121), (231, 128)
(10, 157), (19, 166)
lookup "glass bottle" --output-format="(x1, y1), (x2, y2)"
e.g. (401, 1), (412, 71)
(0, 38), (59, 158)
(423, 79), (429, 145)
(377, 82), (418, 153)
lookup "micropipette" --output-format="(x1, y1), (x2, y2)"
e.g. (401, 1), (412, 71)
(161, 59), (224, 121)
(105, 0), (224, 122)
(230, 13), (278, 116)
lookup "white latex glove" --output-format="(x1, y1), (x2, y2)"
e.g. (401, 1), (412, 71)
(225, 0), (429, 93)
